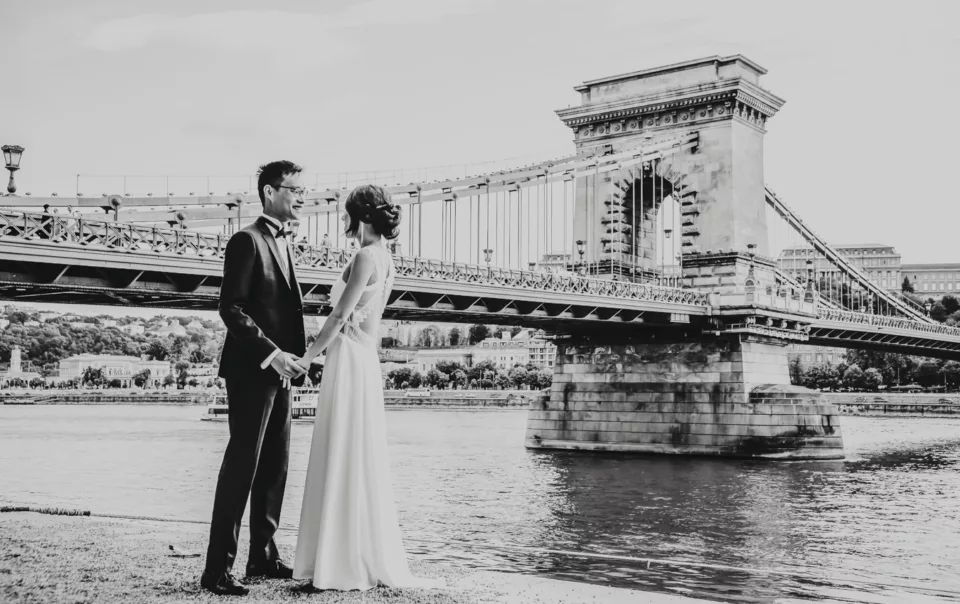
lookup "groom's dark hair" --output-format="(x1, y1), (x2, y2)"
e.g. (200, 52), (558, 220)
(256, 160), (303, 206)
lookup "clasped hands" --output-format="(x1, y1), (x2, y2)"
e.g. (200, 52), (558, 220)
(269, 351), (314, 390)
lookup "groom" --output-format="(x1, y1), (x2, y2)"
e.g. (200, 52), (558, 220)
(201, 160), (308, 596)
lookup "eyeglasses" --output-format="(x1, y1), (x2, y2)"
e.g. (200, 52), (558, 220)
(275, 185), (307, 197)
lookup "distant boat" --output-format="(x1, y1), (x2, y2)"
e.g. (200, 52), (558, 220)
(201, 387), (319, 422)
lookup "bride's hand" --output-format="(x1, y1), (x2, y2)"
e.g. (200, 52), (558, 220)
(296, 357), (311, 372)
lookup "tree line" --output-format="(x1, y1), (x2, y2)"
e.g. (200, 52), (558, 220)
(790, 348), (960, 392)
(387, 360), (551, 391)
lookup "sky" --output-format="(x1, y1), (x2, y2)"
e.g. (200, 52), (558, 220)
(3, 0), (959, 317)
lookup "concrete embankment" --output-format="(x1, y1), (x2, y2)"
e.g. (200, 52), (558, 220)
(383, 390), (544, 409)
(1, 392), (211, 405)
(0, 512), (718, 604)
(824, 392), (960, 417)
(2, 390), (547, 409)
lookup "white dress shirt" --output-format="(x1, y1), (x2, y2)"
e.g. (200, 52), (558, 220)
(259, 215), (292, 371)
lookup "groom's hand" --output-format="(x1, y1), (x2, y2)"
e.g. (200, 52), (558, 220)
(270, 352), (307, 380)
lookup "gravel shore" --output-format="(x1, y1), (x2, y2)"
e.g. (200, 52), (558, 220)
(1, 513), (716, 604)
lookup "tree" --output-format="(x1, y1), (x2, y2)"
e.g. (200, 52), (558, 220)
(145, 340), (169, 361)
(435, 360), (466, 381)
(307, 362), (324, 387)
(450, 369), (467, 390)
(862, 368), (883, 391)
(162, 373), (176, 388)
(107, 378), (123, 388)
(28, 377), (44, 389)
(842, 365), (866, 390)
(415, 325), (444, 348)
(789, 356), (805, 386)
(533, 369), (552, 390)
(467, 359), (499, 386)
(468, 324), (491, 345)
(845, 349), (917, 386)
(187, 377), (199, 387)
(424, 368), (449, 389)
(132, 369), (152, 388)
(407, 371), (423, 388)
(901, 276), (914, 293)
(802, 364), (841, 391)
(170, 335), (191, 360)
(930, 301), (949, 323)
(81, 366), (106, 388)
(388, 367), (415, 389)
(189, 348), (210, 364)
(508, 365), (529, 389)
(448, 326), (462, 347)
(175, 360), (190, 389)
(510, 326), (523, 337)
(916, 361), (942, 388)
(941, 295), (960, 317)
(943, 361), (960, 389)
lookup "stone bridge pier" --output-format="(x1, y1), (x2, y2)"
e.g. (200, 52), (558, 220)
(527, 55), (844, 460)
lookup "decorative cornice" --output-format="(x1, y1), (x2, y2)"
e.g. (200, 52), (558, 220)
(557, 78), (784, 130)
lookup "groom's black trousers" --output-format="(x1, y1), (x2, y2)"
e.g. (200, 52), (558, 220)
(204, 372), (291, 575)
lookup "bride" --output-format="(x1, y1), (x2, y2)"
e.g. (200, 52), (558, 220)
(293, 184), (443, 591)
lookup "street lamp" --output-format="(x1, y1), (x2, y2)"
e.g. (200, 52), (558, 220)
(925, 301), (932, 317)
(528, 261), (536, 272)
(575, 239), (585, 273)
(483, 248), (493, 279)
(2, 145), (25, 195)
(662, 228), (672, 277)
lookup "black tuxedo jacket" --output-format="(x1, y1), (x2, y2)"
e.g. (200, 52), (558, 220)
(217, 217), (306, 386)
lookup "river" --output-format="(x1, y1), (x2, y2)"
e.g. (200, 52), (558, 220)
(1, 405), (958, 603)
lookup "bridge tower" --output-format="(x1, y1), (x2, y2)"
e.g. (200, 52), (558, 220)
(527, 56), (844, 460)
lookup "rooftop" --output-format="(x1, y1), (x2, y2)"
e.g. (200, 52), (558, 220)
(901, 263), (960, 270)
(574, 54), (767, 91)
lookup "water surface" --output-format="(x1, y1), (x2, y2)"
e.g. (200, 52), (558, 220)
(1, 405), (958, 603)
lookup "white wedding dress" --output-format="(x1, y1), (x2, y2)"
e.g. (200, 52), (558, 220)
(293, 245), (443, 591)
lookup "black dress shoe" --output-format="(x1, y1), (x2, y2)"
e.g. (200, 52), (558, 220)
(245, 558), (294, 579)
(200, 570), (249, 596)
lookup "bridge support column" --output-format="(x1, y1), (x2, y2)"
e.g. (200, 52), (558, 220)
(526, 335), (844, 460)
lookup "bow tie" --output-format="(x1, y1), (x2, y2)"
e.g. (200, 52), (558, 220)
(274, 227), (290, 239)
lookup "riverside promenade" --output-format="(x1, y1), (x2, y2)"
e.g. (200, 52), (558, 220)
(1, 512), (718, 604)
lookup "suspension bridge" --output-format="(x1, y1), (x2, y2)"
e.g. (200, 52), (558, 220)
(2, 55), (957, 459)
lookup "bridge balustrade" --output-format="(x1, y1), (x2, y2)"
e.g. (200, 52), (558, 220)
(0, 209), (711, 308)
(817, 307), (960, 337)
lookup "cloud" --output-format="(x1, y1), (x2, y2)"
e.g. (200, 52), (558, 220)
(80, 1), (495, 56)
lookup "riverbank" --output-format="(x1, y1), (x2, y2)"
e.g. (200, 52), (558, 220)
(1, 390), (546, 409)
(824, 392), (960, 417)
(0, 512), (717, 604)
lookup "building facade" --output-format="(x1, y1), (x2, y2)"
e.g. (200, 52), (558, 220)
(779, 243), (901, 291)
(901, 263), (960, 299)
(0, 346), (42, 385)
(786, 344), (847, 367)
(414, 348), (474, 374)
(58, 354), (172, 387)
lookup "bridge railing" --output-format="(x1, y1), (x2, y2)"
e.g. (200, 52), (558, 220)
(817, 307), (960, 338)
(0, 209), (711, 308)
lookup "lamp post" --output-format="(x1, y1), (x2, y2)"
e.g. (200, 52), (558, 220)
(483, 248), (493, 279)
(575, 239), (585, 274)
(662, 228), (672, 279)
(925, 301), (932, 317)
(2, 145), (25, 195)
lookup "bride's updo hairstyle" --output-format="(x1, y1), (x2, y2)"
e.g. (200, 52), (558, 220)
(344, 184), (402, 240)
